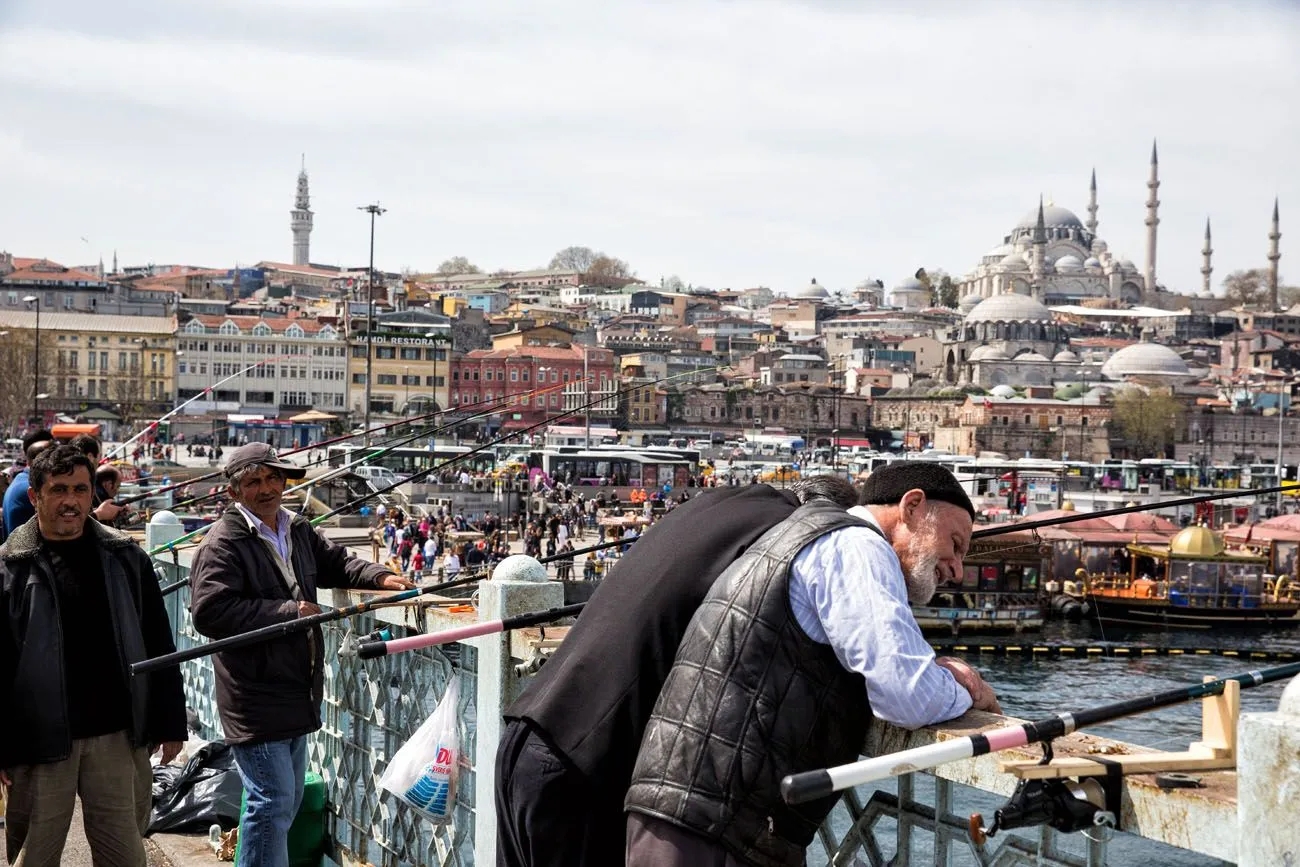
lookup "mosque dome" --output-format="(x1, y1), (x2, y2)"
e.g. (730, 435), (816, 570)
(1014, 351), (1051, 363)
(1085, 385), (1113, 401)
(1168, 526), (1225, 558)
(1101, 341), (1191, 381)
(789, 278), (829, 300)
(966, 292), (1053, 324)
(958, 293), (984, 314)
(1015, 205), (1086, 231)
(1055, 254), (1084, 273)
(968, 344), (1010, 362)
(1117, 258), (1137, 271)
(1052, 349), (1080, 363)
(1084, 257), (1103, 269)
(1054, 383), (1086, 400)
(989, 384), (1017, 399)
(986, 243), (1014, 259)
(999, 253), (1026, 269)
(892, 276), (927, 293)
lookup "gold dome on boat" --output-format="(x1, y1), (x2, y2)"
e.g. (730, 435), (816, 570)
(1168, 526), (1224, 558)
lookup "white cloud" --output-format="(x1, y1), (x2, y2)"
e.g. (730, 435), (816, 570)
(0, 0), (1297, 291)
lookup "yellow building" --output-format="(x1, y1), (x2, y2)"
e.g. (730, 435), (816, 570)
(0, 310), (176, 427)
(347, 311), (452, 418)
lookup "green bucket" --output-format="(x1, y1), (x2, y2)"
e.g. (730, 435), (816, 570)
(234, 770), (327, 867)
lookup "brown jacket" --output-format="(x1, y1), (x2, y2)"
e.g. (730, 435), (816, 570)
(190, 506), (390, 744)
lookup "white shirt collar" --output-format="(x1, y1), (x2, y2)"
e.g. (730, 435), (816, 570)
(235, 502), (292, 537)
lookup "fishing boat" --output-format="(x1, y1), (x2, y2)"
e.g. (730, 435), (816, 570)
(1084, 525), (1300, 628)
(912, 529), (1048, 635)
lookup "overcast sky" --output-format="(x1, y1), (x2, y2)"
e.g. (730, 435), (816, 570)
(1, 0), (1297, 296)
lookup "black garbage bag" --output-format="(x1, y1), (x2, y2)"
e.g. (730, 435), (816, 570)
(148, 741), (243, 834)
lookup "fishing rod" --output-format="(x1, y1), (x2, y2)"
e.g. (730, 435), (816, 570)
(132, 572), (483, 676)
(106, 355), (291, 461)
(779, 659), (1300, 805)
(144, 529), (637, 661)
(351, 481), (1300, 659)
(357, 603), (585, 659)
(971, 483), (1297, 538)
(143, 380), (572, 557)
(118, 404), (457, 506)
(129, 381), (569, 512)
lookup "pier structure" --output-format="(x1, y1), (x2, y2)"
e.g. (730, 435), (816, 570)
(146, 520), (1300, 867)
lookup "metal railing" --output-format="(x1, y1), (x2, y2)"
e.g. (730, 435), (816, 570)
(151, 547), (1268, 867)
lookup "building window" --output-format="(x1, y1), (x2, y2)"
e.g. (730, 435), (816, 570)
(400, 348), (420, 360)
(352, 373), (366, 384)
(377, 374), (397, 385)
(510, 370), (518, 382)
(376, 347), (396, 359)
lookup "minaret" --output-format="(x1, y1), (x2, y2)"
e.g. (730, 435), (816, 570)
(1268, 198), (1282, 310)
(1029, 196), (1046, 296)
(1201, 218), (1213, 296)
(1144, 140), (1160, 295)
(290, 156), (313, 266)
(111, 250), (118, 276)
(1086, 167), (1098, 237)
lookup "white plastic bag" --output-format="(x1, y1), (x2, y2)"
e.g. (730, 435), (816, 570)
(379, 679), (460, 823)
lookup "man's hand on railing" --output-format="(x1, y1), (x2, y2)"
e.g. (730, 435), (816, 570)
(936, 656), (1003, 715)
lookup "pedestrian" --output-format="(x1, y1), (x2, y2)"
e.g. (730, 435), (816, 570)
(188, 443), (414, 867)
(623, 465), (1000, 866)
(496, 482), (824, 866)
(411, 548), (425, 580)
(1, 445), (187, 867)
(442, 544), (461, 579)
(4, 430), (55, 536)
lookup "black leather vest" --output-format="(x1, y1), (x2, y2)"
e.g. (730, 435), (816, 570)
(625, 502), (878, 867)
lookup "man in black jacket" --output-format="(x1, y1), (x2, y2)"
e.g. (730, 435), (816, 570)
(189, 442), (412, 867)
(0, 445), (187, 867)
(495, 480), (856, 867)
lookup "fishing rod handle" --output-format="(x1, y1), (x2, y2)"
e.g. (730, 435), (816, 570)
(781, 738), (978, 804)
(357, 620), (504, 659)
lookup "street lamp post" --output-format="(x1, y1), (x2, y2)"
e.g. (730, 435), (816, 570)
(357, 203), (386, 445)
(582, 347), (591, 448)
(23, 295), (40, 423)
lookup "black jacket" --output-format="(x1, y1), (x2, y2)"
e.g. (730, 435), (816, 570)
(189, 505), (391, 744)
(0, 516), (187, 768)
(626, 503), (874, 867)
(505, 485), (801, 794)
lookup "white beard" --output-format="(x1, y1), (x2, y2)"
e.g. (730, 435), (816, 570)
(905, 549), (940, 605)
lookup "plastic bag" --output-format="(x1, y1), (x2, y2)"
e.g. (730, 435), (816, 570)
(378, 678), (460, 823)
(148, 741), (244, 834)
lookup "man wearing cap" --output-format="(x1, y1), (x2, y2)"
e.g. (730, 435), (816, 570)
(189, 443), (413, 867)
(624, 463), (1001, 866)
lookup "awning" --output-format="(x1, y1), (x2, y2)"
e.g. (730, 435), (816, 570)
(289, 410), (337, 422)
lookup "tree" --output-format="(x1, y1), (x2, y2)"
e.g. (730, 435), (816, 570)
(0, 331), (56, 433)
(585, 255), (635, 288)
(434, 256), (481, 276)
(662, 275), (686, 293)
(549, 246), (599, 272)
(1222, 268), (1270, 308)
(1112, 388), (1183, 458)
(936, 274), (960, 309)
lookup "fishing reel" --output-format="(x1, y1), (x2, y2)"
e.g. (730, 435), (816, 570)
(340, 627), (393, 658)
(970, 742), (1120, 845)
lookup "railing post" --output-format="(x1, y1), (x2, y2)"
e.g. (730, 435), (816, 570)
(1236, 675), (1300, 866)
(472, 561), (564, 867)
(145, 511), (185, 573)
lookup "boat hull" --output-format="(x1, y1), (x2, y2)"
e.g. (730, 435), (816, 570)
(912, 605), (1046, 635)
(1088, 595), (1300, 629)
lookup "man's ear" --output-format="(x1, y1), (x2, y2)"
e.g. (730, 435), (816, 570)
(899, 489), (927, 526)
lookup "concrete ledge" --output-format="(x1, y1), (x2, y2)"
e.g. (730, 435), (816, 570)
(867, 711), (1238, 863)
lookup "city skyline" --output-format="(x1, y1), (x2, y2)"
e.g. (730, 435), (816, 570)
(1, 0), (1297, 294)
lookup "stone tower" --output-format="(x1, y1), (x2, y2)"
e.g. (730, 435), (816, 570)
(291, 157), (313, 267)
(1268, 198), (1281, 310)
(1144, 140), (1160, 295)
(1201, 218), (1213, 296)
(1086, 167), (1098, 237)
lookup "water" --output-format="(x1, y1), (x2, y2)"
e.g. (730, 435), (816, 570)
(836, 621), (1300, 867)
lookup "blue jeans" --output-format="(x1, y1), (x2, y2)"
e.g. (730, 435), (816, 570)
(230, 736), (307, 867)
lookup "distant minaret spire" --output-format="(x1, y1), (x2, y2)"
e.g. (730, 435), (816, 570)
(291, 159), (314, 266)
(1201, 218), (1213, 296)
(1144, 140), (1160, 295)
(1268, 198), (1282, 310)
(1086, 167), (1098, 237)
(1029, 195), (1046, 295)
(111, 250), (118, 275)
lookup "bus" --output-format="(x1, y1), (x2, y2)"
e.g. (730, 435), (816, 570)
(528, 447), (696, 489)
(325, 443), (496, 478)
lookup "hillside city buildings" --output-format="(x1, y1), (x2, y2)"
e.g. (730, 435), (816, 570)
(2, 145), (1296, 468)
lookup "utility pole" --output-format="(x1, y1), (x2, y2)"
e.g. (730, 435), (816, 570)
(357, 203), (386, 445)
(584, 346), (591, 448)
(1277, 373), (1287, 512)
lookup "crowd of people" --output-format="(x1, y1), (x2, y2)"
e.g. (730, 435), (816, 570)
(2, 426), (1006, 867)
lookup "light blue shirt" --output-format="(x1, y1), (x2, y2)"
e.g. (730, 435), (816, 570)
(787, 505), (972, 729)
(235, 503), (293, 563)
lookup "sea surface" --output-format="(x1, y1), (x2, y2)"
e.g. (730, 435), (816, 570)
(816, 621), (1300, 866)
